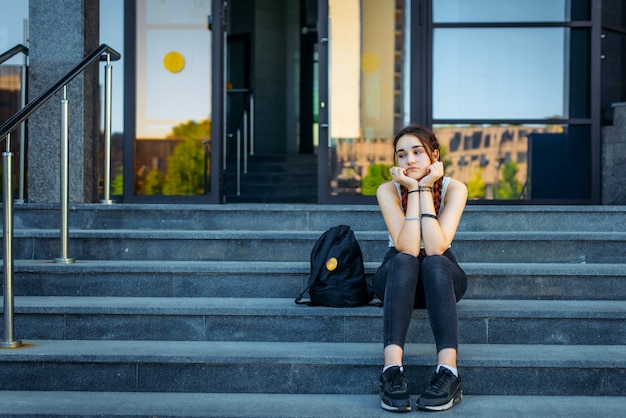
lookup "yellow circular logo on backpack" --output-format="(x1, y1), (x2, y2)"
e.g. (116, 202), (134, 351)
(164, 51), (185, 73)
(326, 257), (338, 271)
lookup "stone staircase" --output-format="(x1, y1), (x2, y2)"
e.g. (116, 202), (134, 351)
(224, 154), (317, 203)
(1, 203), (626, 417)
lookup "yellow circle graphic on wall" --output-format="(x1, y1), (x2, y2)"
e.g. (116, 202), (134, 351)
(361, 52), (380, 74)
(164, 51), (185, 73)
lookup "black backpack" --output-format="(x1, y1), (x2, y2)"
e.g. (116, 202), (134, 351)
(295, 225), (372, 307)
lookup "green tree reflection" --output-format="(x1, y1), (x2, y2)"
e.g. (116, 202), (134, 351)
(136, 119), (211, 195)
(467, 168), (486, 199)
(495, 161), (523, 199)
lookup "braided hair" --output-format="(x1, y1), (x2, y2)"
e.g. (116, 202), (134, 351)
(393, 124), (443, 215)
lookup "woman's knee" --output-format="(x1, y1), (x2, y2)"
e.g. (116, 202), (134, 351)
(421, 254), (453, 272)
(373, 252), (420, 300)
(393, 252), (420, 270)
(421, 255), (454, 292)
(421, 255), (467, 301)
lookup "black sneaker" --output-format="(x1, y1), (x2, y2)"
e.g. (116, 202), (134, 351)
(416, 367), (462, 411)
(379, 366), (411, 412)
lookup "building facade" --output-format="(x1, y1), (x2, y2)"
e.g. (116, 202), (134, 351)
(1, 0), (625, 204)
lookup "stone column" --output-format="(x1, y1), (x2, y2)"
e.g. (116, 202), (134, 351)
(27, 0), (100, 203)
(602, 102), (626, 204)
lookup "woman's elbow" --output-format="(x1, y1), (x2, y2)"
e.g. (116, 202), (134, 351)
(395, 243), (420, 258)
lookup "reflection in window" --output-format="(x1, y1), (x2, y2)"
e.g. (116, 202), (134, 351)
(435, 124), (566, 200)
(433, 0), (591, 23)
(134, 0), (212, 196)
(328, 0), (409, 196)
(431, 0), (593, 202)
(100, 0), (125, 195)
(433, 28), (566, 120)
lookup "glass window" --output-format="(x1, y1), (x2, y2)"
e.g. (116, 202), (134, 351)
(0, 1), (28, 199)
(327, 0), (409, 196)
(134, 0), (212, 196)
(431, 1), (594, 202)
(433, 0), (590, 23)
(435, 123), (569, 200)
(0, 1), (28, 65)
(433, 28), (567, 120)
(100, 0), (125, 195)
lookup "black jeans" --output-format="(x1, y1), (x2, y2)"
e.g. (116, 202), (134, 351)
(371, 248), (467, 353)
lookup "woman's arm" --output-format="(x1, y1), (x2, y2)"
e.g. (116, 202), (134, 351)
(420, 178), (467, 255)
(376, 181), (422, 257)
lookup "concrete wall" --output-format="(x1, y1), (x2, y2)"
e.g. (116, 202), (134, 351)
(602, 103), (626, 204)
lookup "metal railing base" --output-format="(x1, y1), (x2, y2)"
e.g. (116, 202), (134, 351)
(54, 257), (75, 264)
(0, 340), (23, 349)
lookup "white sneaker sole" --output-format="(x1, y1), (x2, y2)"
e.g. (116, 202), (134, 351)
(417, 390), (463, 411)
(380, 399), (412, 412)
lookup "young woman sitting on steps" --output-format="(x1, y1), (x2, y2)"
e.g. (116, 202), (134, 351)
(372, 123), (468, 412)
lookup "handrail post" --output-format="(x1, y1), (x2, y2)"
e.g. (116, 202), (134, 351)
(55, 86), (74, 264)
(17, 21), (28, 203)
(101, 53), (114, 204)
(236, 129), (241, 196)
(2, 134), (23, 348)
(243, 109), (248, 174)
(249, 93), (255, 156)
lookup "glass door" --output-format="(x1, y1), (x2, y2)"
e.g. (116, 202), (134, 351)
(125, 0), (222, 203)
(318, 0), (411, 203)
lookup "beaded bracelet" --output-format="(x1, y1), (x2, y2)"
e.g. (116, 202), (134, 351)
(419, 186), (433, 193)
(405, 216), (420, 221)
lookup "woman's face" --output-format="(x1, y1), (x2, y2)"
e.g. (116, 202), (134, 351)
(395, 134), (439, 180)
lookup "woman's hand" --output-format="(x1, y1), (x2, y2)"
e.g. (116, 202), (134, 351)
(389, 167), (419, 190)
(419, 161), (444, 187)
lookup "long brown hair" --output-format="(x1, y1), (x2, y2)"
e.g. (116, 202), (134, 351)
(393, 124), (443, 214)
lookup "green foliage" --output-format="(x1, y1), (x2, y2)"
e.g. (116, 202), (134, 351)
(111, 167), (123, 195)
(361, 163), (393, 195)
(168, 119), (212, 142)
(163, 137), (206, 195)
(495, 161), (523, 199)
(467, 168), (486, 199)
(144, 168), (164, 195)
(163, 120), (211, 195)
(137, 119), (211, 195)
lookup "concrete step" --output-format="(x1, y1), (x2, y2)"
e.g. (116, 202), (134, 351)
(1, 340), (624, 396)
(0, 392), (625, 417)
(224, 191), (318, 204)
(12, 260), (626, 300)
(10, 229), (626, 263)
(5, 297), (626, 345)
(2, 203), (624, 408)
(12, 204), (626, 232)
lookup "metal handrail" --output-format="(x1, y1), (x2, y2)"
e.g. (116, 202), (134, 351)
(0, 44), (120, 139)
(1, 43), (121, 348)
(0, 44), (28, 66)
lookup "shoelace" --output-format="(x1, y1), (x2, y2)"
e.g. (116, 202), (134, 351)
(428, 370), (453, 393)
(387, 368), (406, 392)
